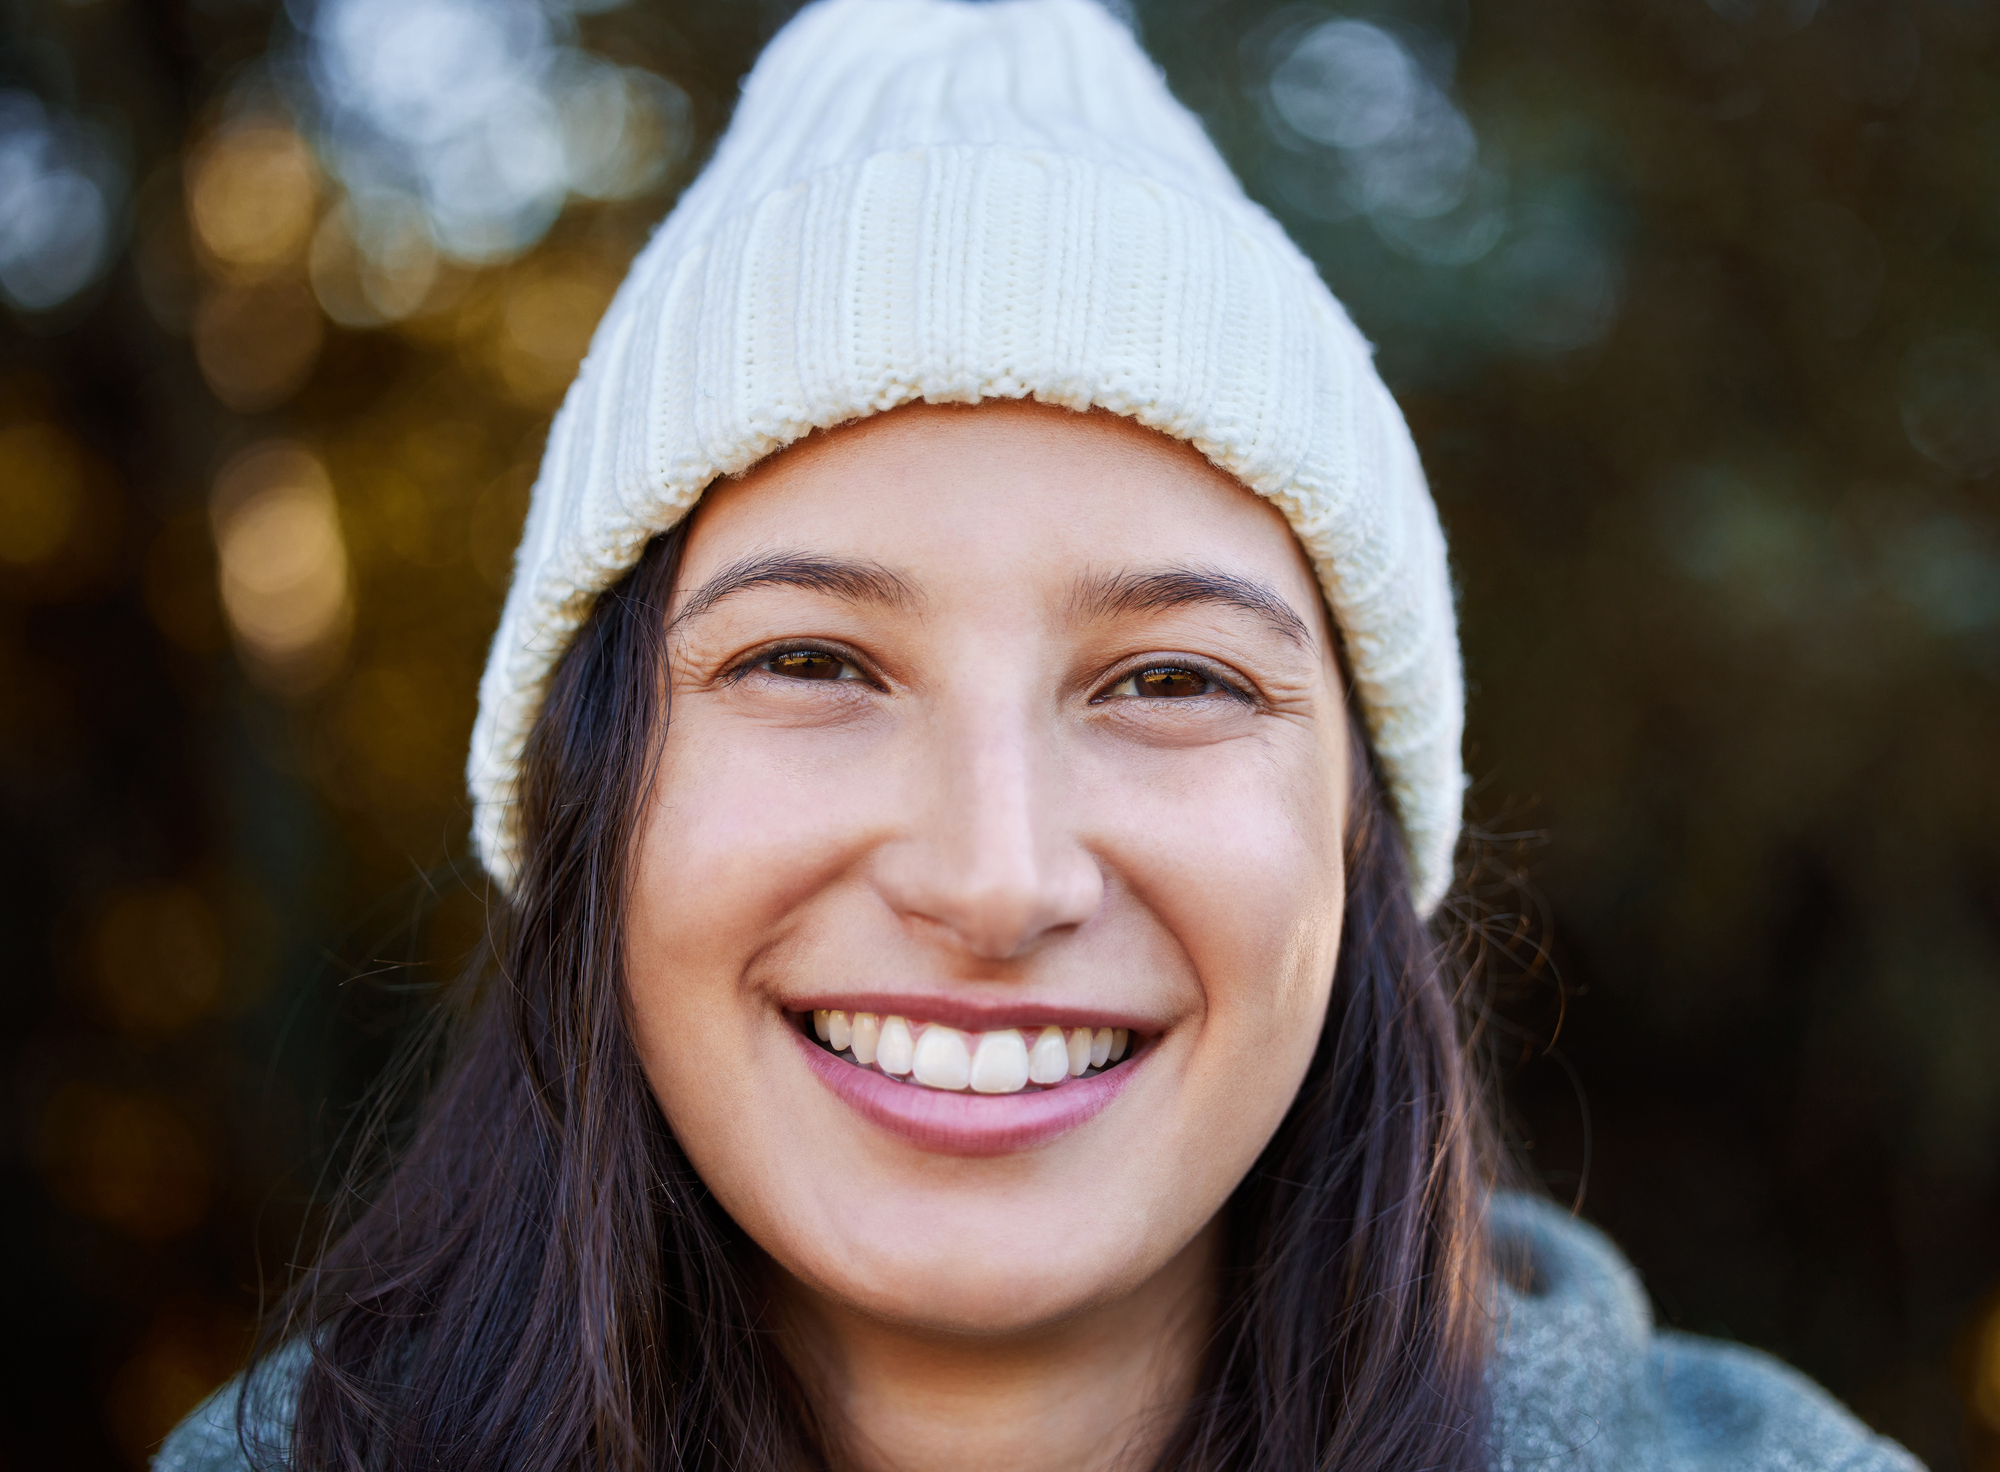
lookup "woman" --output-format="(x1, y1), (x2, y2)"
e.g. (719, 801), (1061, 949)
(162, 2), (1919, 1468)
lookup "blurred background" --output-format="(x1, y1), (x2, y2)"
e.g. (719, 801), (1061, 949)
(0, 0), (1995, 1464)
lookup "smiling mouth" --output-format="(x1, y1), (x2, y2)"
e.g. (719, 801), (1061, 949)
(803, 1010), (1135, 1095)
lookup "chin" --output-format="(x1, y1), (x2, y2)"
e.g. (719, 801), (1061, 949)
(786, 1203), (1157, 1336)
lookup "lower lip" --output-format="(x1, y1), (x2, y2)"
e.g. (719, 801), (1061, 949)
(791, 1027), (1142, 1157)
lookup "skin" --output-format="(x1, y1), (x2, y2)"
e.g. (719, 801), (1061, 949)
(626, 400), (1352, 1471)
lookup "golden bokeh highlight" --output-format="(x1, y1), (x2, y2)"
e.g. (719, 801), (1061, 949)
(1974, 1296), (2000, 1432)
(88, 882), (224, 1034)
(333, 658), (463, 795)
(0, 418), (84, 565)
(468, 466), (533, 591)
(483, 256), (619, 407)
(187, 125), (319, 274)
(192, 279), (325, 412)
(309, 200), (447, 328)
(211, 441), (352, 694)
(183, 122), (328, 413)
(342, 419), (488, 569)
(37, 1083), (211, 1241)
(273, 393), (528, 850)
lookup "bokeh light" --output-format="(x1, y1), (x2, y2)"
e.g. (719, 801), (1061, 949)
(308, 195), (447, 326)
(1974, 1298), (2000, 1436)
(36, 1084), (211, 1243)
(87, 883), (224, 1036)
(192, 281), (327, 411)
(1244, 4), (1623, 362)
(186, 126), (320, 275)
(1902, 336), (2000, 481)
(1269, 19), (1478, 216)
(484, 252), (621, 406)
(0, 88), (123, 314)
(300, 0), (693, 265)
(211, 441), (352, 694)
(0, 419), (84, 566)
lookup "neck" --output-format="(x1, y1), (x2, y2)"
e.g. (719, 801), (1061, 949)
(772, 1220), (1221, 1472)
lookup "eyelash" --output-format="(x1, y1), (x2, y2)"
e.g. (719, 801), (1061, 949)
(1094, 659), (1253, 705)
(729, 642), (875, 686)
(732, 644), (1252, 707)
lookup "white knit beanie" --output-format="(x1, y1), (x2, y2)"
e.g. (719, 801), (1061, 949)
(468, 0), (1466, 912)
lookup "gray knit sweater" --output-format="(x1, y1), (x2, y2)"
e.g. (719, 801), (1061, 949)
(156, 1193), (1922, 1471)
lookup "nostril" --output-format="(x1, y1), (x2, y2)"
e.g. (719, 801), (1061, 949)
(869, 769), (1105, 961)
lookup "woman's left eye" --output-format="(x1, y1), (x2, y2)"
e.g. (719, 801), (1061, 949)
(760, 648), (862, 682)
(1102, 665), (1233, 700)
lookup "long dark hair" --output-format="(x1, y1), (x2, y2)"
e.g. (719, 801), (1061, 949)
(251, 526), (1495, 1472)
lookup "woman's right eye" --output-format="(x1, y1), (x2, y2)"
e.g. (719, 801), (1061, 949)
(760, 648), (861, 682)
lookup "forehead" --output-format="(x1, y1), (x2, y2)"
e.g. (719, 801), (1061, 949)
(684, 400), (1321, 602)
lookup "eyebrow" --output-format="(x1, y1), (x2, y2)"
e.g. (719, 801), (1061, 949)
(1070, 565), (1314, 648)
(673, 552), (920, 625)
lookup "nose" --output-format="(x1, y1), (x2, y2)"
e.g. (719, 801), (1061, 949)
(873, 701), (1103, 962)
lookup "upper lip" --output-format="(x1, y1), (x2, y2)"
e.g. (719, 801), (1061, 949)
(784, 992), (1157, 1035)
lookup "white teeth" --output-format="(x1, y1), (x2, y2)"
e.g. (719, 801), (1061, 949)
(970, 1029), (1031, 1093)
(912, 1025), (973, 1090)
(811, 1010), (1136, 1090)
(850, 1012), (880, 1066)
(877, 1015), (915, 1076)
(1028, 1026), (1070, 1085)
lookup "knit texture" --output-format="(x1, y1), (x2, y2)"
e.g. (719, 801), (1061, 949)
(466, 0), (1468, 910)
(1484, 1195), (1925, 1472)
(155, 1195), (1926, 1471)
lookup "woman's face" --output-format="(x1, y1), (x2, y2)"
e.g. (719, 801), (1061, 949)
(628, 401), (1350, 1336)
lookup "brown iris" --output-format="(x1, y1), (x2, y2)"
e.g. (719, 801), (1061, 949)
(768, 649), (849, 681)
(1131, 666), (1209, 698)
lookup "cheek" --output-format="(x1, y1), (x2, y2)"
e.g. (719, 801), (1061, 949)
(631, 717), (894, 967)
(622, 722), (888, 1149)
(1090, 740), (1346, 1151)
(1101, 739), (1345, 1016)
